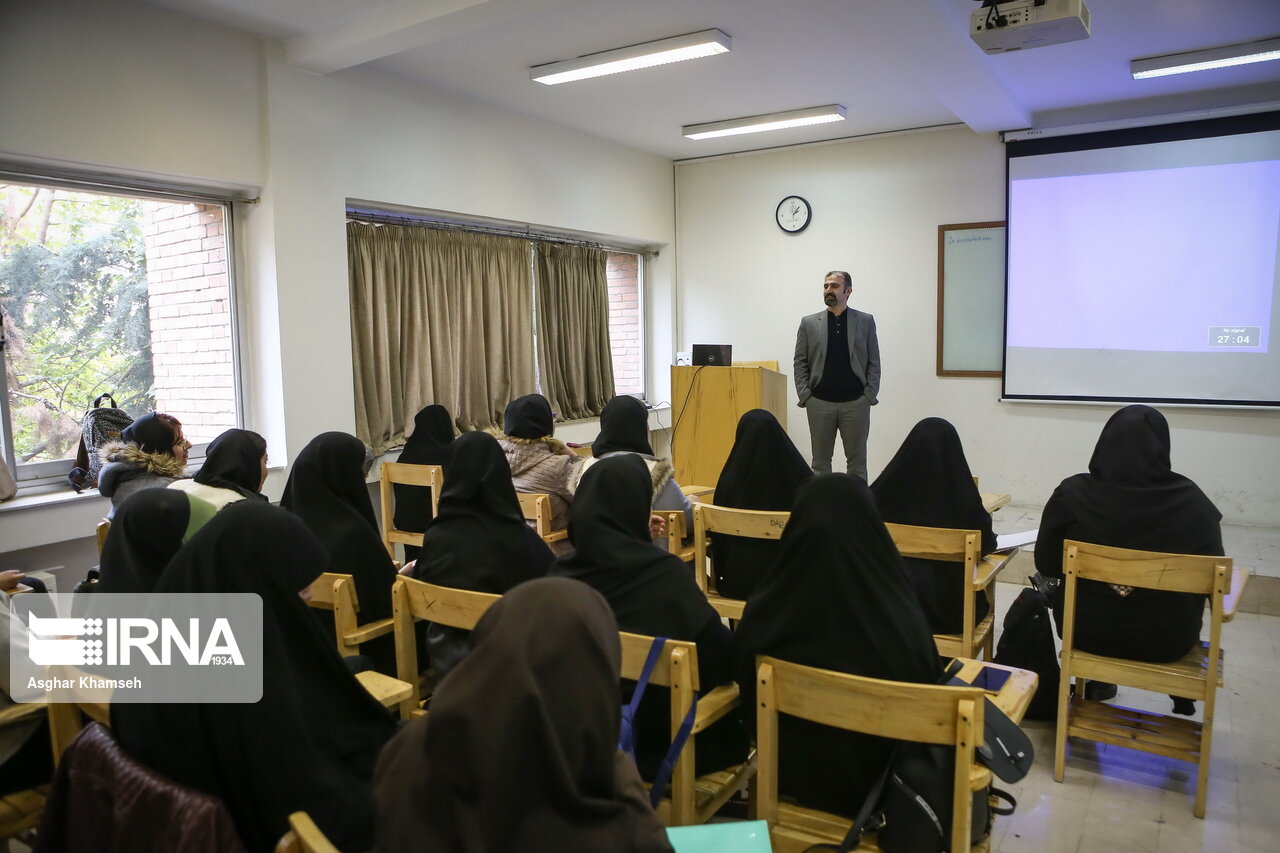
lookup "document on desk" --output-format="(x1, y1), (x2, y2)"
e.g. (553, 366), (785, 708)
(995, 528), (1038, 552)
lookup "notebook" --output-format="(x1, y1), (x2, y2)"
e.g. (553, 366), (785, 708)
(666, 819), (772, 853)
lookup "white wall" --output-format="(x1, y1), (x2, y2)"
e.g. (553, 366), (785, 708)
(0, 0), (676, 559)
(675, 128), (1280, 526)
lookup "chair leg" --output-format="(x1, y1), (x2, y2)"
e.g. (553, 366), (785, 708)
(1053, 674), (1072, 783)
(1195, 686), (1217, 819)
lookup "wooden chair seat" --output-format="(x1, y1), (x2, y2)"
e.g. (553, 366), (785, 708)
(1054, 540), (1237, 819)
(1070, 642), (1223, 698)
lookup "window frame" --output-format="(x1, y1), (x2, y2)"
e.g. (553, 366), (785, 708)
(0, 167), (247, 495)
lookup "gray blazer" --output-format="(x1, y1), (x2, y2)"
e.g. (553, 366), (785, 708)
(793, 308), (880, 407)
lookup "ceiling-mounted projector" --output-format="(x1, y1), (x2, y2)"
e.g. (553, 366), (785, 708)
(971, 0), (1091, 54)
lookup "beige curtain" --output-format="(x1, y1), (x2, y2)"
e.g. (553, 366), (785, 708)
(349, 222), (535, 452)
(534, 243), (615, 421)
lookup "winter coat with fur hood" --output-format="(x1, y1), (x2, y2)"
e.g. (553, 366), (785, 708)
(496, 435), (582, 531)
(98, 442), (187, 516)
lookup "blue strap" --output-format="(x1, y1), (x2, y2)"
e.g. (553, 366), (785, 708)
(620, 637), (667, 756)
(648, 696), (698, 808)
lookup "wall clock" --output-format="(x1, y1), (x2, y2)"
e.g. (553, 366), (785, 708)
(776, 195), (811, 233)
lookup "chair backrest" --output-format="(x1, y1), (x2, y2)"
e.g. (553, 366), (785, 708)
(1061, 540), (1232, 674)
(95, 518), (111, 554)
(516, 492), (567, 543)
(755, 656), (984, 853)
(617, 632), (705, 825)
(390, 576), (501, 711)
(692, 503), (789, 595)
(276, 812), (340, 853)
(378, 462), (443, 560)
(884, 523), (980, 568)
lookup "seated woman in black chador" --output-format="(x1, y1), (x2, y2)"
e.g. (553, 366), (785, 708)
(409, 431), (553, 678)
(733, 474), (941, 817)
(394, 404), (455, 565)
(711, 408), (812, 599)
(871, 417), (996, 635)
(1036, 405), (1223, 711)
(281, 432), (398, 674)
(374, 577), (674, 853)
(169, 428), (269, 512)
(112, 502), (396, 852)
(551, 455), (748, 781)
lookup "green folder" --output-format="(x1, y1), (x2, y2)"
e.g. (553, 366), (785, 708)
(666, 819), (772, 853)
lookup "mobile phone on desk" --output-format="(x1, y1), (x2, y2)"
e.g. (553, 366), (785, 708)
(970, 665), (1012, 693)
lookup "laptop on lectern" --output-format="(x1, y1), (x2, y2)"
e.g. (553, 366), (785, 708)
(691, 344), (732, 366)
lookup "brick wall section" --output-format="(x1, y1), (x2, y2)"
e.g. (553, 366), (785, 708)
(141, 202), (236, 445)
(606, 252), (643, 396)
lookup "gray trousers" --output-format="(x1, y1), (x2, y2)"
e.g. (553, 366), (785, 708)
(805, 395), (871, 480)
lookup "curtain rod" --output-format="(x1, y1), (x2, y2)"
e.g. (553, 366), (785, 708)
(346, 209), (623, 252)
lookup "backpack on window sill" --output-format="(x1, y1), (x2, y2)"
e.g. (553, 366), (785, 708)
(68, 394), (133, 492)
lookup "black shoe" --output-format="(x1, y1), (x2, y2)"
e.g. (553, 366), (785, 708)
(1084, 681), (1117, 701)
(1171, 697), (1196, 716)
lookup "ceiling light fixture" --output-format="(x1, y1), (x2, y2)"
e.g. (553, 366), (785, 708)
(530, 29), (731, 85)
(683, 105), (848, 141)
(1131, 37), (1280, 79)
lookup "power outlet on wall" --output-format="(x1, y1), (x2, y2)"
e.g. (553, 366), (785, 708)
(675, 351), (692, 366)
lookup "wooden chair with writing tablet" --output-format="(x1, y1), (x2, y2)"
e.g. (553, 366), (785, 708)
(377, 461), (443, 562)
(515, 492), (568, 547)
(1054, 540), (1245, 819)
(755, 656), (990, 853)
(884, 523), (1015, 661)
(389, 576), (501, 719)
(617, 631), (755, 827)
(305, 572), (413, 715)
(275, 811), (340, 853)
(691, 503), (790, 621)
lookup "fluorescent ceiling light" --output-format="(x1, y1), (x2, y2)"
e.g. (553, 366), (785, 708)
(531, 29), (730, 85)
(683, 105), (848, 141)
(1131, 37), (1280, 79)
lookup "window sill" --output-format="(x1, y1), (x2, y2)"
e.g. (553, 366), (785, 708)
(0, 487), (109, 515)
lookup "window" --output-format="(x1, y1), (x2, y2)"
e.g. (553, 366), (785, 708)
(0, 182), (239, 490)
(347, 212), (649, 452)
(606, 251), (644, 397)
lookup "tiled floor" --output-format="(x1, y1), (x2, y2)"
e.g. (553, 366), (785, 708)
(987, 507), (1280, 852)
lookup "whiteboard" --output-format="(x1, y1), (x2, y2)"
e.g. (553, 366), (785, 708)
(937, 222), (1006, 376)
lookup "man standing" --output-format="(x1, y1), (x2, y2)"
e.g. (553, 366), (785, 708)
(793, 270), (880, 480)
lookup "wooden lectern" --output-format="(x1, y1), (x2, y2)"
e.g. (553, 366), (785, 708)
(671, 365), (789, 488)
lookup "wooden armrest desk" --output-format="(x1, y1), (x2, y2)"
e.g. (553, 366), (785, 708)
(981, 493), (1011, 514)
(950, 658), (1038, 724)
